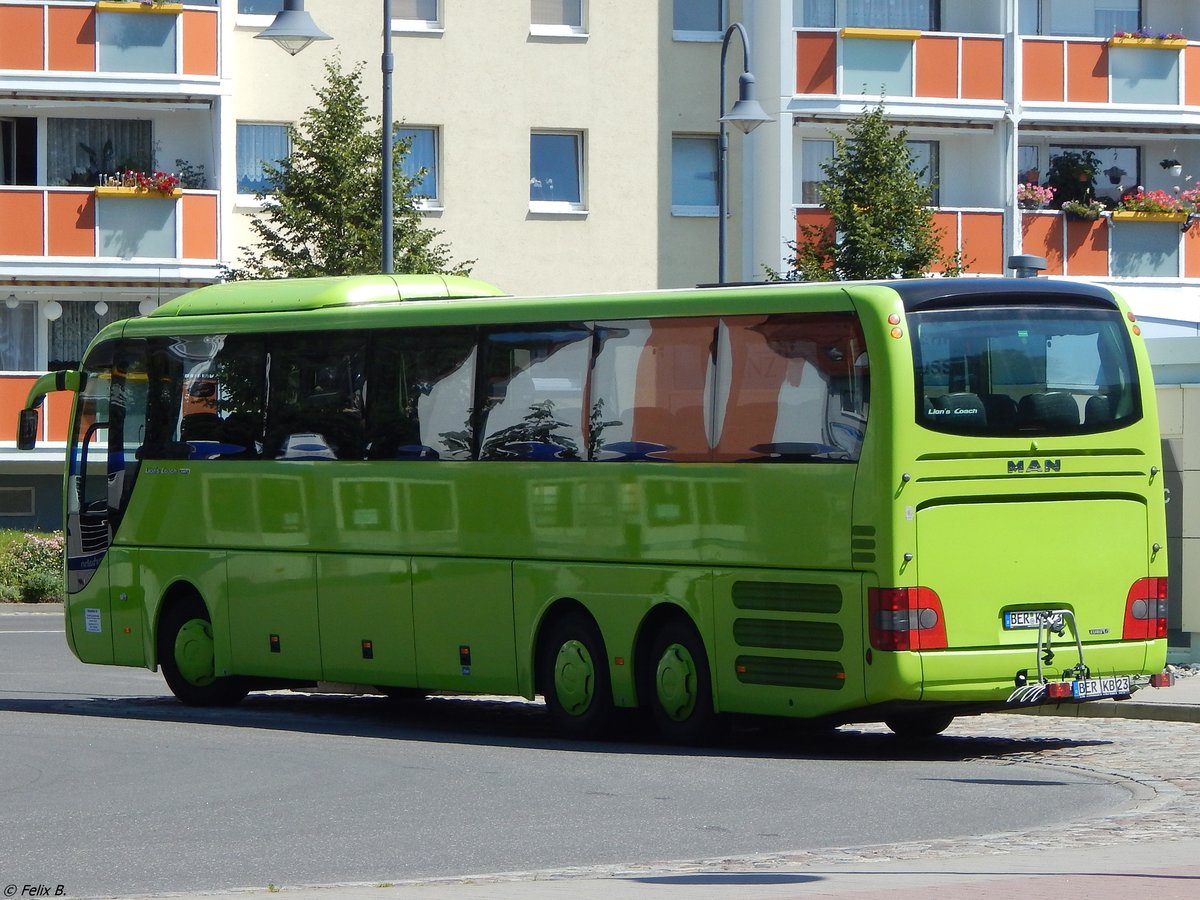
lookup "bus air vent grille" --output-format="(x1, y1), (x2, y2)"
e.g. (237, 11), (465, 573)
(733, 618), (844, 652)
(734, 656), (846, 690)
(732, 581), (842, 614)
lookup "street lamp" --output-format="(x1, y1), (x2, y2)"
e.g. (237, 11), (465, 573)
(717, 22), (772, 284)
(257, 0), (397, 275)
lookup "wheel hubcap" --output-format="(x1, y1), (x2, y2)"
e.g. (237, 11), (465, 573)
(553, 639), (595, 717)
(656, 643), (697, 721)
(174, 618), (216, 687)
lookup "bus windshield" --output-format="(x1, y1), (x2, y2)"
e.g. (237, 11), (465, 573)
(911, 304), (1141, 437)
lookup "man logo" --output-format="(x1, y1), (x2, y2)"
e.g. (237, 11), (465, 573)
(1008, 459), (1062, 474)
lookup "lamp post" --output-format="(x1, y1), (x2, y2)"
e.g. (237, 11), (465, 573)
(717, 22), (772, 284)
(256, 0), (397, 275)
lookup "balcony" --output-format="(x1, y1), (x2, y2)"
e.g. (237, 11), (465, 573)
(0, 1), (219, 97)
(0, 186), (219, 279)
(794, 28), (1005, 118)
(793, 208), (1200, 280)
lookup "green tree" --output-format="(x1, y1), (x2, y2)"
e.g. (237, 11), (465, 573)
(224, 58), (470, 280)
(774, 103), (964, 281)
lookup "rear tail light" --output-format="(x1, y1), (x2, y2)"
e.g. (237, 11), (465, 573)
(1123, 577), (1168, 640)
(1151, 671), (1175, 688)
(1046, 681), (1074, 699)
(869, 587), (947, 651)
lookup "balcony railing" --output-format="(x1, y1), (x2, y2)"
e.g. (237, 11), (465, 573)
(0, 374), (70, 444)
(0, 187), (218, 262)
(795, 29), (1200, 109)
(794, 207), (1200, 279)
(0, 1), (217, 79)
(796, 28), (1004, 101)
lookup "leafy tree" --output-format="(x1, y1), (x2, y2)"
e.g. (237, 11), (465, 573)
(224, 58), (470, 280)
(774, 103), (965, 281)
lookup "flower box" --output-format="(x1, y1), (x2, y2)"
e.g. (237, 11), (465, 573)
(95, 2), (184, 14)
(840, 27), (921, 41)
(1111, 210), (1188, 222)
(94, 185), (183, 199)
(1109, 36), (1187, 49)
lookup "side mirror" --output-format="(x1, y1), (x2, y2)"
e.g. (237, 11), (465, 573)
(17, 407), (40, 450)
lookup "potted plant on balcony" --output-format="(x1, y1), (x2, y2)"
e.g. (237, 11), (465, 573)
(1161, 158), (1184, 176)
(1113, 186), (1197, 222)
(1045, 149), (1100, 209)
(1017, 183), (1055, 209)
(1111, 28), (1187, 48)
(95, 169), (182, 198)
(1061, 199), (1106, 221)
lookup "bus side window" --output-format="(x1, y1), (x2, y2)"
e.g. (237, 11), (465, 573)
(266, 333), (365, 461)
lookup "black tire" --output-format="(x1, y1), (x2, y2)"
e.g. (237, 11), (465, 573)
(157, 593), (247, 707)
(644, 618), (715, 744)
(885, 712), (955, 740)
(539, 612), (614, 739)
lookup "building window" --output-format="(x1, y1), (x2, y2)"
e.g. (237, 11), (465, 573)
(0, 487), (35, 517)
(530, 132), (584, 211)
(673, 0), (723, 40)
(1048, 144), (1140, 205)
(396, 126), (440, 206)
(238, 1), (284, 15)
(236, 123), (290, 195)
(394, 0), (442, 31)
(531, 0), (585, 36)
(47, 119), (153, 186)
(47, 301), (140, 372)
(799, 139), (939, 206)
(798, 0), (938, 29)
(1019, 0), (1139, 37)
(672, 136), (718, 215)
(0, 300), (36, 371)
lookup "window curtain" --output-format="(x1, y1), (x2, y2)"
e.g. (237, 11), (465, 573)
(47, 119), (153, 186)
(236, 123), (289, 193)
(802, 0), (836, 27)
(395, 0), (438, 21)
(846, 0), (933, 30)
(48, 301), (140, 370)
(396, 128), (437, 199)
(0, 302), (36, 371)
(671, 137), (718, 207)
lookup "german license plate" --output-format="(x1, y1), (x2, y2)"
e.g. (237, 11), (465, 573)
(1004, 610), (1064, 630)
(1072, 675), (1132, 700)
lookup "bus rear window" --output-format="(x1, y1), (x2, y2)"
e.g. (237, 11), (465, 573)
(910, 305), (1141, 436)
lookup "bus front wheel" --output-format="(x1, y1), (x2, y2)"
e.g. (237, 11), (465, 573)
(539, 612), (614, 739)
(158, 594), (247, 707)
(645, 619), (715, 744)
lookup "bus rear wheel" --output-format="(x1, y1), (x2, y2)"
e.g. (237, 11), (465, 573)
(539, 612), (614, 739)
(645, 619), (715, 744)
(884, 712), (955, 740)
(158, 595), (247, 707)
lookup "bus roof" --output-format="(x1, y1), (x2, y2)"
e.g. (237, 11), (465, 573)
(149, 274), (508, 317)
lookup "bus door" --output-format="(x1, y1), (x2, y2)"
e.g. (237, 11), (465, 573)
(66, 339), (149, 665)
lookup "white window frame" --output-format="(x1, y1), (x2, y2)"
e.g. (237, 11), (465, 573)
(235, 1), (284, 29)
(396, 125), (442, 211)
(392, 0), (444, 34)
(671, 134), (719, 217)
(673, 0), (726, 42)
(529, 130), (587, 215)
(530, 0), (587, 38)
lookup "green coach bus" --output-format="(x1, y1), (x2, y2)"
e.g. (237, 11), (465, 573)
(18, 274), (1171, 740)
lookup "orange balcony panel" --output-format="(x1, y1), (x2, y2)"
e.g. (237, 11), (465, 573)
(795, 209), (834, 243)
(1022, 213), (1064, 274)
(1187, 46), (1200, 106)
(0, 5), (45, 69)
(1, 376), (72, 443)
(1185, 226), (1200, 279)
(182, 9), (217, 77)
(47, 192), (95, 257)
(1066, 42), (1108, 103)
(0, 192), (45, 256)
(960, 211), (1005, 274)
(1064, 218), (1108, 276)
(1023, 41), (1064, 101)
(962, 38), (1004, 99)
(915, 36), (958, 98)
(48, 6), (95, 72)
(932, 212), (959, 273)
(181, 193), (218, 259)
(797, 32), (837, 94)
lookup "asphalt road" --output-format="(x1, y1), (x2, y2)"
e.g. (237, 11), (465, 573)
(0, 606), (1134, 899)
